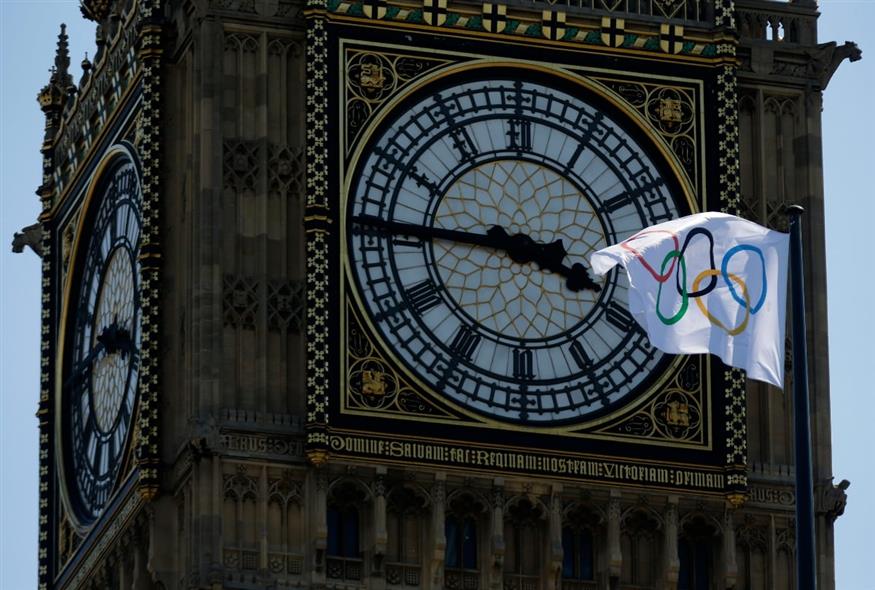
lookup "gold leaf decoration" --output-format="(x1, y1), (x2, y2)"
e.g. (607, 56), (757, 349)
(345, 49), (452, 153)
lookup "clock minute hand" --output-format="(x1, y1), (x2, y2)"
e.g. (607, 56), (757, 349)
(64, 339), (106, 389)
(353, 214), (500, 249)
(354, 214), (601, 293)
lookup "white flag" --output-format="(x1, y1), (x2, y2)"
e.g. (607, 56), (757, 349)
(589, 212), (789, 388)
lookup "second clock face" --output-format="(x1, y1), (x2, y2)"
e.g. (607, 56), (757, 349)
(347, 73), (690, 424)
(63, 154), (142, 524)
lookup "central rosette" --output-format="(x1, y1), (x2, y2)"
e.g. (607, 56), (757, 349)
(432, 160), (607, 340)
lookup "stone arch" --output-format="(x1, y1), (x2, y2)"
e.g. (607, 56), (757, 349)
(736, 522), (770, 590)
(503, 495), (549, 586)
(326, 478), (372, 581)
(561, 502), (605, 584)
(222, 465), (259, 571)
(385, 483), (431, 586)
(677, 511), (722, 590)
(444, 489), (489, 586)
(620, 504), (663, 587)
(266, 472), (305, 576)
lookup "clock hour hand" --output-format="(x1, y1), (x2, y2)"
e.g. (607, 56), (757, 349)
(483, 227), (601, 293)
(353, 214), (601, 292)
(96, 320), (133, 358)
(64, 321), (133, 388)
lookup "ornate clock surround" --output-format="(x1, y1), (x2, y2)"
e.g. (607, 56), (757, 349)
(343, 64), (697, 424)
(307, 11), (745, 500)
(55, 142), (144, 533)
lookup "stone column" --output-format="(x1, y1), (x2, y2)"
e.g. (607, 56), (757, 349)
(722, 508), (738, 589)
(429, 475), (446, 590)
(489, 479), (505, 590)
(663, 496), (679, 590)
(607, 490), (622, 584)
(546, 486), (563, 590)
(372, 468), (388, 581)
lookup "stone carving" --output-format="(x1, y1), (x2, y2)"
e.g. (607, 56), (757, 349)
(221, 432), (306, 459)
(268, 279), (305, 332)
(211, 0), (304, 18)
(11, 223), (44, 257)
(818, 479), (850, 523)
(223, 139), (261, 193)
(223, 275), (305, 332)
(268, 145), (305, 198)
(808, 41), (862, 89)
(224, 465), (258, 500)
(223, 274), (259, 329)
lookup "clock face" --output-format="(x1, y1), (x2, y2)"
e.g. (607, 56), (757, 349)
(346, 73), (690, 424)
(62, 155), (142, 524)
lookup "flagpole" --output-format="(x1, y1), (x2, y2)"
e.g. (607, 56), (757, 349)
(786, 205), (817, 590)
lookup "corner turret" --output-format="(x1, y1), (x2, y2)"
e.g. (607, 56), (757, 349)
(35, 24), (76, 206)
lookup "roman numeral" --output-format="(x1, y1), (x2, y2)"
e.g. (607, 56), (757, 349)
(601, 191), (635, 214)
(92, 440), (104, 473)
(449, 127), (477, 162)
(450, 326), (481, 361)
(605, 302), (635, 333)
(569, 340), (592, 371)
(126, 207), (139, 242)
(432, 94), (478, 163)
(600, 180), (666, 214)
(513, 348), (535, 380)
(507, 118), (532, 152)
(405, 280), (442, 315)
(408, 165), (440, 196)
(392, 237), (425, 249)
(110, 207), (120, 240)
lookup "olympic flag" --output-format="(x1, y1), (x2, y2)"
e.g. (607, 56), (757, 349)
(589, 212), (790, 388)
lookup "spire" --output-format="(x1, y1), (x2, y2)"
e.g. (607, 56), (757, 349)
(37, 24), (77, 153)
(52, 23), (73, 91)
(38, 24), (75, 113)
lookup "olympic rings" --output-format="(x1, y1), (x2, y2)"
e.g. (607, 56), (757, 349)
(621, 227), (768, 335)
(722, 244), (767, 313)
(677, 228), (717, 298)
(621, 230), (680, 283)
(692, 270), (750, 336)
(656, 250), (688, 325)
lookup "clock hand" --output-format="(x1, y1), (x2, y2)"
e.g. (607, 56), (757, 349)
(483, 227), (601, 292)
(65, 339), (106, 388)
(353, 214), (602, 292)
(354, 214), (501, 250)
(97, 319), (133, 358)
(65, 321), (135, 388)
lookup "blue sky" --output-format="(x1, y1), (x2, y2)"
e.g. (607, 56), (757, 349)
(1, 1), (872, 588)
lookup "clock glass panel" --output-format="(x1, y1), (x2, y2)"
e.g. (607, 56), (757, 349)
(347, 74), (691, 425)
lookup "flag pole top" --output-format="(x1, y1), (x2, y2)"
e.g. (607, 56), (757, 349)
(785, 204), (805, 217)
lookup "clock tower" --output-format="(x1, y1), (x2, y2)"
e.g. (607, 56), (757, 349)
(25, 0), (857, 589)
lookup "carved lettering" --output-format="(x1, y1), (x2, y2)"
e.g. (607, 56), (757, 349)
(327, 434), (724, 490)
(220, 433), (305, 458)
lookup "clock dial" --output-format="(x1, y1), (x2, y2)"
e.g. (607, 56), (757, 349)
(63, 154), (142, 524)
(347, 74), (690, 424)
